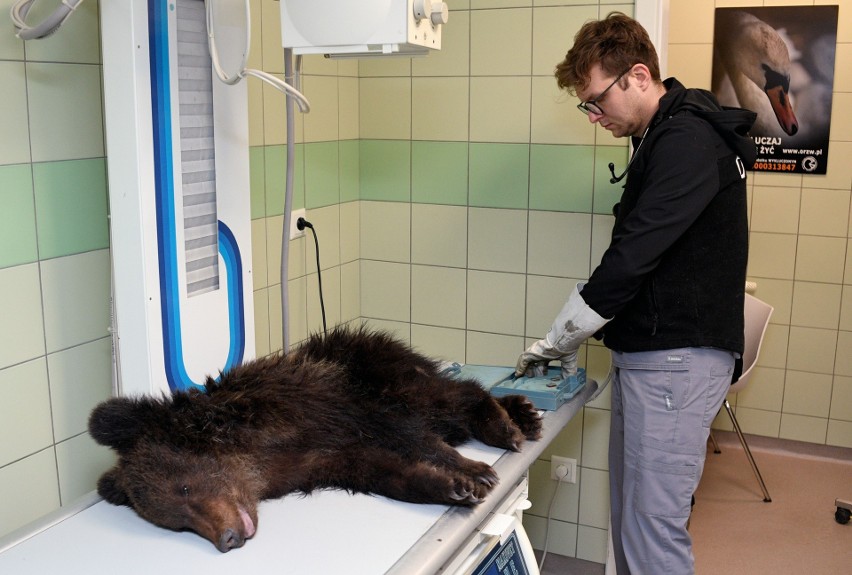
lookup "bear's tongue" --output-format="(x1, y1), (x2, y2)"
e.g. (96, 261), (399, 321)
(239, 507), (256, 538)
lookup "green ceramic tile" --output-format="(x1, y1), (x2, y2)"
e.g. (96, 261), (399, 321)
(593, 145), (629, 215)
(304, 142), (340, 209)
(20, 0), (100, 64)
(0, 62), (31, 166)
(339, 140), (360, 202)
(0, 164), (38, 268)
(33, 159), (108, 260)
(26, 62), (104, 162)
(360, 140), (411, 202)
(264, 144), (304, 217)
(469, 143), (529, 209)
(412, 141), (468, 205)
(249, 146), (266, 219)
(529, 144), (595, 212)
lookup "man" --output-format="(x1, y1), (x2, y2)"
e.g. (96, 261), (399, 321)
(516, 12), (757, 574)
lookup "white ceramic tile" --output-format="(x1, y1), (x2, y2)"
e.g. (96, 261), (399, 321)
(40, 250), (110, 354)
(578, 467), (610, 529)
(790, 281), (842, 330)
(302, 75), (339, 143)
(360, 260), (410, 322)
(0, 448), (60, 538)
(411, 77), (470, 142)
(307, 267), (340, 334)
(47, 338), (113, 442)
(410, 324), (467, 363)
(360, 201), (411, 263)
(527, 211), (593, 278)
(466, 270), (526, 335)
(465, 330), (524, 366)
(0, 62), (31, 166)
(0, 263), (45, 369)
(0, 359), (52, 468)
(56, 433), (115, 506)
(411, 265), (467, 329)
(305, 205), (341, 272)
(525, 275), (577, 338)
(19, 0), (100, 64)
(469, 77), (531, 144)
(470, 8), (532, 76)
(340, 260), (361, 324)
(411, 204), (468, 268)
(782, 370), (833, 419)
(26, 62), (104, 163)
(468, 208), (527, 273)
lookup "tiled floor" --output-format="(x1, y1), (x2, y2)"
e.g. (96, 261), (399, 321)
(539, 431), (852, 574)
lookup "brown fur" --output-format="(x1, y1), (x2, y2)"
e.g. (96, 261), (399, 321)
(89, 326), (542, 552)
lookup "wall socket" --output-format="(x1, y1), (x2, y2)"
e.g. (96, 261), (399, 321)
(550, 456), (577, 483)
(289, 208), (305, 240)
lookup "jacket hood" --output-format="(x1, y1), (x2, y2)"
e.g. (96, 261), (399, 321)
(655, 78), (757, 165)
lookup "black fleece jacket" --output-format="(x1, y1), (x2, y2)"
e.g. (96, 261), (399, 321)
(581, 78), (757, 354)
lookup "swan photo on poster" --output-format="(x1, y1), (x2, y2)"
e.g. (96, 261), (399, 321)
(712, 6), (838, 175)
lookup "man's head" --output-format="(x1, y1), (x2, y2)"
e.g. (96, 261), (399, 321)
(556, 12), (660, 95)
(555, 13), (664, 138)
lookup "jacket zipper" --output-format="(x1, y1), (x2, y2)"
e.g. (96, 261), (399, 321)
(650, 278), (659, 336)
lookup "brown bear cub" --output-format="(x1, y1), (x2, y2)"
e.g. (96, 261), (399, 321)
(89, 326), (542, 553)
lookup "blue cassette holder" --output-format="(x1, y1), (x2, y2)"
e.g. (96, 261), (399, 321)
(452, 364), (587, 411)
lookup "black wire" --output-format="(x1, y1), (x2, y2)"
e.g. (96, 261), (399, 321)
(304, 222), (327, 337)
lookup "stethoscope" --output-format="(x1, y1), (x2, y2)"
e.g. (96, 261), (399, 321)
(608, 125), (651, 184)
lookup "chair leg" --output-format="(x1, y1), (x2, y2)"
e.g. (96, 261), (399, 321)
(724, 399), (772, 502)
(709, 430), (721, 454)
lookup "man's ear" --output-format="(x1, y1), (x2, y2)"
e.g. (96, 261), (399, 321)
(97, 468), (132, 507)
(630, 63), (654, 91)
(88, 397), (160, 453)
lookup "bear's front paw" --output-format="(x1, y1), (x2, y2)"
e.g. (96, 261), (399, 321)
(498, 395), (543, 440)
(448, 471), (495, 505)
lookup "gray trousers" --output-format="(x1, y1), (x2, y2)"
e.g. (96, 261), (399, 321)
(609, 347), (735, 575)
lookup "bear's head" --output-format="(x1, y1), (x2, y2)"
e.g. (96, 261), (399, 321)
(89, 396), (263, 552)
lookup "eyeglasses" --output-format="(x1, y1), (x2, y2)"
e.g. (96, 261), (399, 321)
(577, 67), (632, 116)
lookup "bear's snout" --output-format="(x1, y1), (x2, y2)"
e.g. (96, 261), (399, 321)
(217, 528), (245, 553)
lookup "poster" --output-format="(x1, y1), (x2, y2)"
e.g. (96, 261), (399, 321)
(711, 6), (839, 175)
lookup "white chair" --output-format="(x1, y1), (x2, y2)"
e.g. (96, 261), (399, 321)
(709, 293), (773, 502)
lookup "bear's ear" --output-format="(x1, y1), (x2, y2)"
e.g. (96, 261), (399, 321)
(97, 468), (131, 507)
(88, 397), (157, 452)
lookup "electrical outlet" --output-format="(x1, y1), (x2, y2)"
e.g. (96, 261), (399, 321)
(551, 456), (577, 483)
(289, 208), (305, 240)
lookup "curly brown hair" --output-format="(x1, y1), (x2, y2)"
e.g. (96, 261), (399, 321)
(555, 12), (661, 95)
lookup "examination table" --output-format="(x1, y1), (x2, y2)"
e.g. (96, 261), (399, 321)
(0, 381), (596, 574)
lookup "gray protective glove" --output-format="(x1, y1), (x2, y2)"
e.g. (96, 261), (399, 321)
(515, 284), (610, 379)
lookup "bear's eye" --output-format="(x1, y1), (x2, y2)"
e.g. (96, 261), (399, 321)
(181, 485), (190, 497)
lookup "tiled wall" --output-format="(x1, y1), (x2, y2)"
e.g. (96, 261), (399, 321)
(0, 0), (115, 537)
(1, 0), (850, 567)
